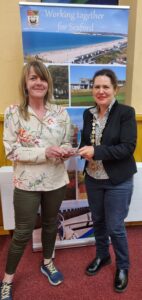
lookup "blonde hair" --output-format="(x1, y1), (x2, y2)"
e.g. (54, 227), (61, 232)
(19, 60), (53, 120)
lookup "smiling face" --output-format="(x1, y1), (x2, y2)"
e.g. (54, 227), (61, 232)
(25, 66), (48, 102)
(92, 75), (117, 109)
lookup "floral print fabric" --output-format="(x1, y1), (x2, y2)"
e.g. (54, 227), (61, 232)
(3, 103), (71, 191)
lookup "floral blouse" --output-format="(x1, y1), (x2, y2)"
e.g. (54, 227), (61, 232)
(3, 103), (71, 191)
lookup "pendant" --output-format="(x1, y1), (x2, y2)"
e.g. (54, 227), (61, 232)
(91, 138), (95, 144)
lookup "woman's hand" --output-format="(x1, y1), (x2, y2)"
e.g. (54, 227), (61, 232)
(78, 146), (94, 160)
(61, 147), (77, 158)
(45, 146), (76, 159)
(45, 146), (64, 158)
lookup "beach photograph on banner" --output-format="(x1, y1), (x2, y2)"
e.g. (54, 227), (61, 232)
(20, 4), (129, 65)
(70, 65), (126, 106)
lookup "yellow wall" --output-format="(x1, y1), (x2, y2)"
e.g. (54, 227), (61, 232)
(0, 1), (23, 113)
(0, 0), (23, 232)
(119, 0), (142, 112)
(135, 116), (142, 162)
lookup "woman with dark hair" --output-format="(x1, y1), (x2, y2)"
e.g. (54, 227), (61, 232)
(79, 68), (137, 293)
(0, 60), (74, 300)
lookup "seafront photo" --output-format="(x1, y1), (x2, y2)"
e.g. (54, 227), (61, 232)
(31, 35), (127, 65)
(20, 4), (129, 65)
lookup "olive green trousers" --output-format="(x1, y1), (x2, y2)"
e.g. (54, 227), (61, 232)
(6, 186), (66, 274)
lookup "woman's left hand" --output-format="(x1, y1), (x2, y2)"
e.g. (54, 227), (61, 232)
(78, 146), (94, 160)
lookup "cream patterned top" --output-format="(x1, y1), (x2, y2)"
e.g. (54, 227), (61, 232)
(3, 103), (71, 191)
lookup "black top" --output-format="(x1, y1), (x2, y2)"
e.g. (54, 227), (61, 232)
(80, 100), (137, 184)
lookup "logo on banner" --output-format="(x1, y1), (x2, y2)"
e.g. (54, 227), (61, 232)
(27, 10), (39, 26)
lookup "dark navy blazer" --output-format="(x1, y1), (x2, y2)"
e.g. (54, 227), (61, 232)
(80, 100), (137, 184)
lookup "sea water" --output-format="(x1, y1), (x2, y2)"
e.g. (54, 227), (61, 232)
(22, 31), (123, 55)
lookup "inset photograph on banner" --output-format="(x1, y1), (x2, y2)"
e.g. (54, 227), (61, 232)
(70, 65), (126, 106)
(32, 202), (94, 251)
(77, 157), (86, 200)
(20, 4), (129, 65)
(67, 106), (86, 145)
(64, 107), (86, 201)
(65, 157), (77, 200)
(48, 65), (69, 106)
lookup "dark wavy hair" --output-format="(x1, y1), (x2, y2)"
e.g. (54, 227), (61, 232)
(92, 68), (118, 90)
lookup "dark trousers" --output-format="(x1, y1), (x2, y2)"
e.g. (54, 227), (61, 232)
(6, 186), (66, 275)
(85, 174), (133, 270)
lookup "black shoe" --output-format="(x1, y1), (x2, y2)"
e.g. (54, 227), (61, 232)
(86, 255), (111, 276)
(114, 269), (128, 293)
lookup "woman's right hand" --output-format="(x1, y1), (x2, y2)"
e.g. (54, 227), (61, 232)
(45, 146), (63, 159)
(78, 146), (94, 160)
(45, 146), (76, 159)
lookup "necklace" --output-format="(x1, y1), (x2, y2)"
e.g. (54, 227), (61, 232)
(88, 114), (97, 171)
(90, 114), (96, 145)
(88, 113), (106, 171)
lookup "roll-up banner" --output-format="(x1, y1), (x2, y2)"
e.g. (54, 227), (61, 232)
(19, 2), (129, 250)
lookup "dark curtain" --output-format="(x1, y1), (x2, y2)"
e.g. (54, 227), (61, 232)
(41, 1), (118, 4)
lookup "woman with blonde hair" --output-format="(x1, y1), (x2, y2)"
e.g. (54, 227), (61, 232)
(0, 60), (74, 300)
